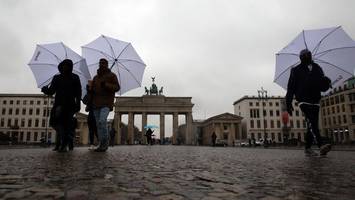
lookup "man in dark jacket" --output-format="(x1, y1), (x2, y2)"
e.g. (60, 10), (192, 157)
(91, 58), (120, 152)
(42, 59), (81, 152)
(286, 49), (331, 156)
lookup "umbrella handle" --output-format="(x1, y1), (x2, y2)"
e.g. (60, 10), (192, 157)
(110, 59), (117, 70)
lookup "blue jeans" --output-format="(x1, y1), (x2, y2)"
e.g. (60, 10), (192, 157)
(93, 107), (110, 149)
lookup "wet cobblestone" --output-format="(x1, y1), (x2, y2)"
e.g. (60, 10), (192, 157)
(0, 146), (354, 199)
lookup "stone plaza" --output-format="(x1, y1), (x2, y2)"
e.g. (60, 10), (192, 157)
(0, 146), (354, 200)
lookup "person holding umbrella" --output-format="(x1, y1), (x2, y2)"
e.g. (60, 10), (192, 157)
(90, 58), (120, 152)
(41, 59), (82, 152)
(285, 49), (332, 156)
(145, 128), (154, 145)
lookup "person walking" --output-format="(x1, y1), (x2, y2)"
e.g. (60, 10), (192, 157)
(211, 132), (217, 147)
(145, 128), (154, 145)
(91, 58), (120, 152)
(83, 80), (98, 150)
(42, 59), (81, 152)
(286, 49), (332, 156)
(109, 127), (116, 147)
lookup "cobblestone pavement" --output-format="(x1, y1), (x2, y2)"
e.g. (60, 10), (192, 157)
(0, 146), (354, 200)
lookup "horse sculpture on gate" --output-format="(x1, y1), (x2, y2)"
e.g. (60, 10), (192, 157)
(144, 77), (164, 96)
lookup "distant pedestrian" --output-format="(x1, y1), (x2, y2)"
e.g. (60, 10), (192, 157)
(145, 128), (154, 145)
(91, 58), (120, 152)
(109, 127), (116, 147)
(211, 132), (217, 146)
(286, 49), (332, 156)
(42, 59), (82, 152)
(83, 80), (98, 150)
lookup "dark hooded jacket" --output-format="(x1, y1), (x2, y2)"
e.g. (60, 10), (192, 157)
(42, 59), (82, 127)
(285, 61), (325, 108)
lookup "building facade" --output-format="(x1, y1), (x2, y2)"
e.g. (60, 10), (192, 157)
(0, 94), (90, 145)
(233, 96), (307, 143)
(0, 94), (56, 144)
(320, 82), (355, 144)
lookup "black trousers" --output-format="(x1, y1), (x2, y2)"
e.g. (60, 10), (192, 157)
(300, 104), (323, 149)
(88, 111), (98, 145)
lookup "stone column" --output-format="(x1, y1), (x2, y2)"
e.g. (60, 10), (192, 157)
(173, 112), (178, 145)
(128, 112), (134, 144)
(229, 123), (236, 146)
(142, 112), (147, 144)
(160, 113), (165, 144)
(115, 112), (122, 144)
(219, 123), (224, 140)
(186, 112), (193, 145)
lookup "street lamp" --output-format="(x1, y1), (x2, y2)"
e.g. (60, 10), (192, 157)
(257, 87), (268, 142)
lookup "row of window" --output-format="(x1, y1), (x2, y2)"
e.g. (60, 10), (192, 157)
(249, 132), (304, 142)
(1, 99), (53, 106)
(249, 101), (280, 107)
(0, 118), (48, 128)
(1, 108), (50, 117)
(1, 131), (53, 142)
(323, 115), (348, 126)
(250, 119), (306, 129)
(321, 94), (345, 106)
(322, 104), (346, 116)
(249, 109), (303, 118)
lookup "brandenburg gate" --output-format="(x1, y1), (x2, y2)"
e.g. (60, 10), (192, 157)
(113, 78), (194, 145)
(114, 95), (194, 145)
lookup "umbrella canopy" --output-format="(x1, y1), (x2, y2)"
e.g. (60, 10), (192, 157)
(274, 26), (355, 91)
(82, 35), (146, 95)
(144, 125), (159, 129)
(28, 42), (90, 98)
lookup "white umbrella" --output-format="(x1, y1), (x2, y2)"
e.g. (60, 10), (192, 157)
(28, 42), (90, 98)
(274, 26), (355, 91)
(82, 35), (146, 95)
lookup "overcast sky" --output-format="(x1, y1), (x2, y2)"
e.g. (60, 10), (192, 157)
(1, 0), (355, 135)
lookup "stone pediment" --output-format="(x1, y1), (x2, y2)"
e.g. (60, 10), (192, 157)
(206, 112), (243, 122)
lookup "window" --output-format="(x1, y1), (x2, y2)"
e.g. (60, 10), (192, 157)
(250, 120), (254, 128)
(30, 100), (34, 105)
(29, 109), (33, 115)
(343, 115), (347, 124)
(295, 110), (299, 116)
(276, 102), (279, 106)
(28, 119), (32, 127)
(14, 119), (18, 126)
(327, 108), (330, 115)
(335, 96), (340, 104)
(42, 119), (46, 127)
(328, 117), (332, 125)
(256, 102), (259, 106)
(26, 132), (31, 141)
(342, 104), (345, 112)
(296, 120), (300, 128)
(34, 132), (38, 141)
(276, 110), (280, 116)
(278, 133), (281, 142)
(263, 110), (266, 117)
(37, 100), (40, 105)
(22, 109), (26, 115)
(257, 120), (261, 128)
(21, 119), (25, 127)
(290, 120), (294, 128)
(15, 108), (19, 115)
(336, 106), (340, 113)
(35, 119), (39, 127)
(20, 132), (24, 141)
(0, 118), (4, 127)
(36, 108), (40, 115)
(332, 107), (335, 113)
(338, 116), (341, 124)
(269, 102), (273, 106)
(10, 100), (13, 104)
(2, 108), (5, 115)
(43, 109), (46, 117)
(9, 108), (12, 115)
(224, 125), (228, 130)
(330, 97), (334, 105)
(340, 94), (345, 102)
(3, 100), (6, 105)
(44, 100), (47, 105)
(277, 120), (281, 128)
(324, 118), (327, 126)
(269, 110), (273, 117)
(333, 116), (336, 124)
(271, 132), (275, 140)
(264, 120), (267, 128)
(23, 100), (27, 105)
(270, 120), (274, 128)
(16, 100), (20, 105)
(249, 102), (253, 106)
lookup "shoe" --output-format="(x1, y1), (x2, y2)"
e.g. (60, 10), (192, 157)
(305, 148), (318, 156)
(320, 144), (331, 156)
(94, 147), (107, 152)
(88, 145), (96, 150)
